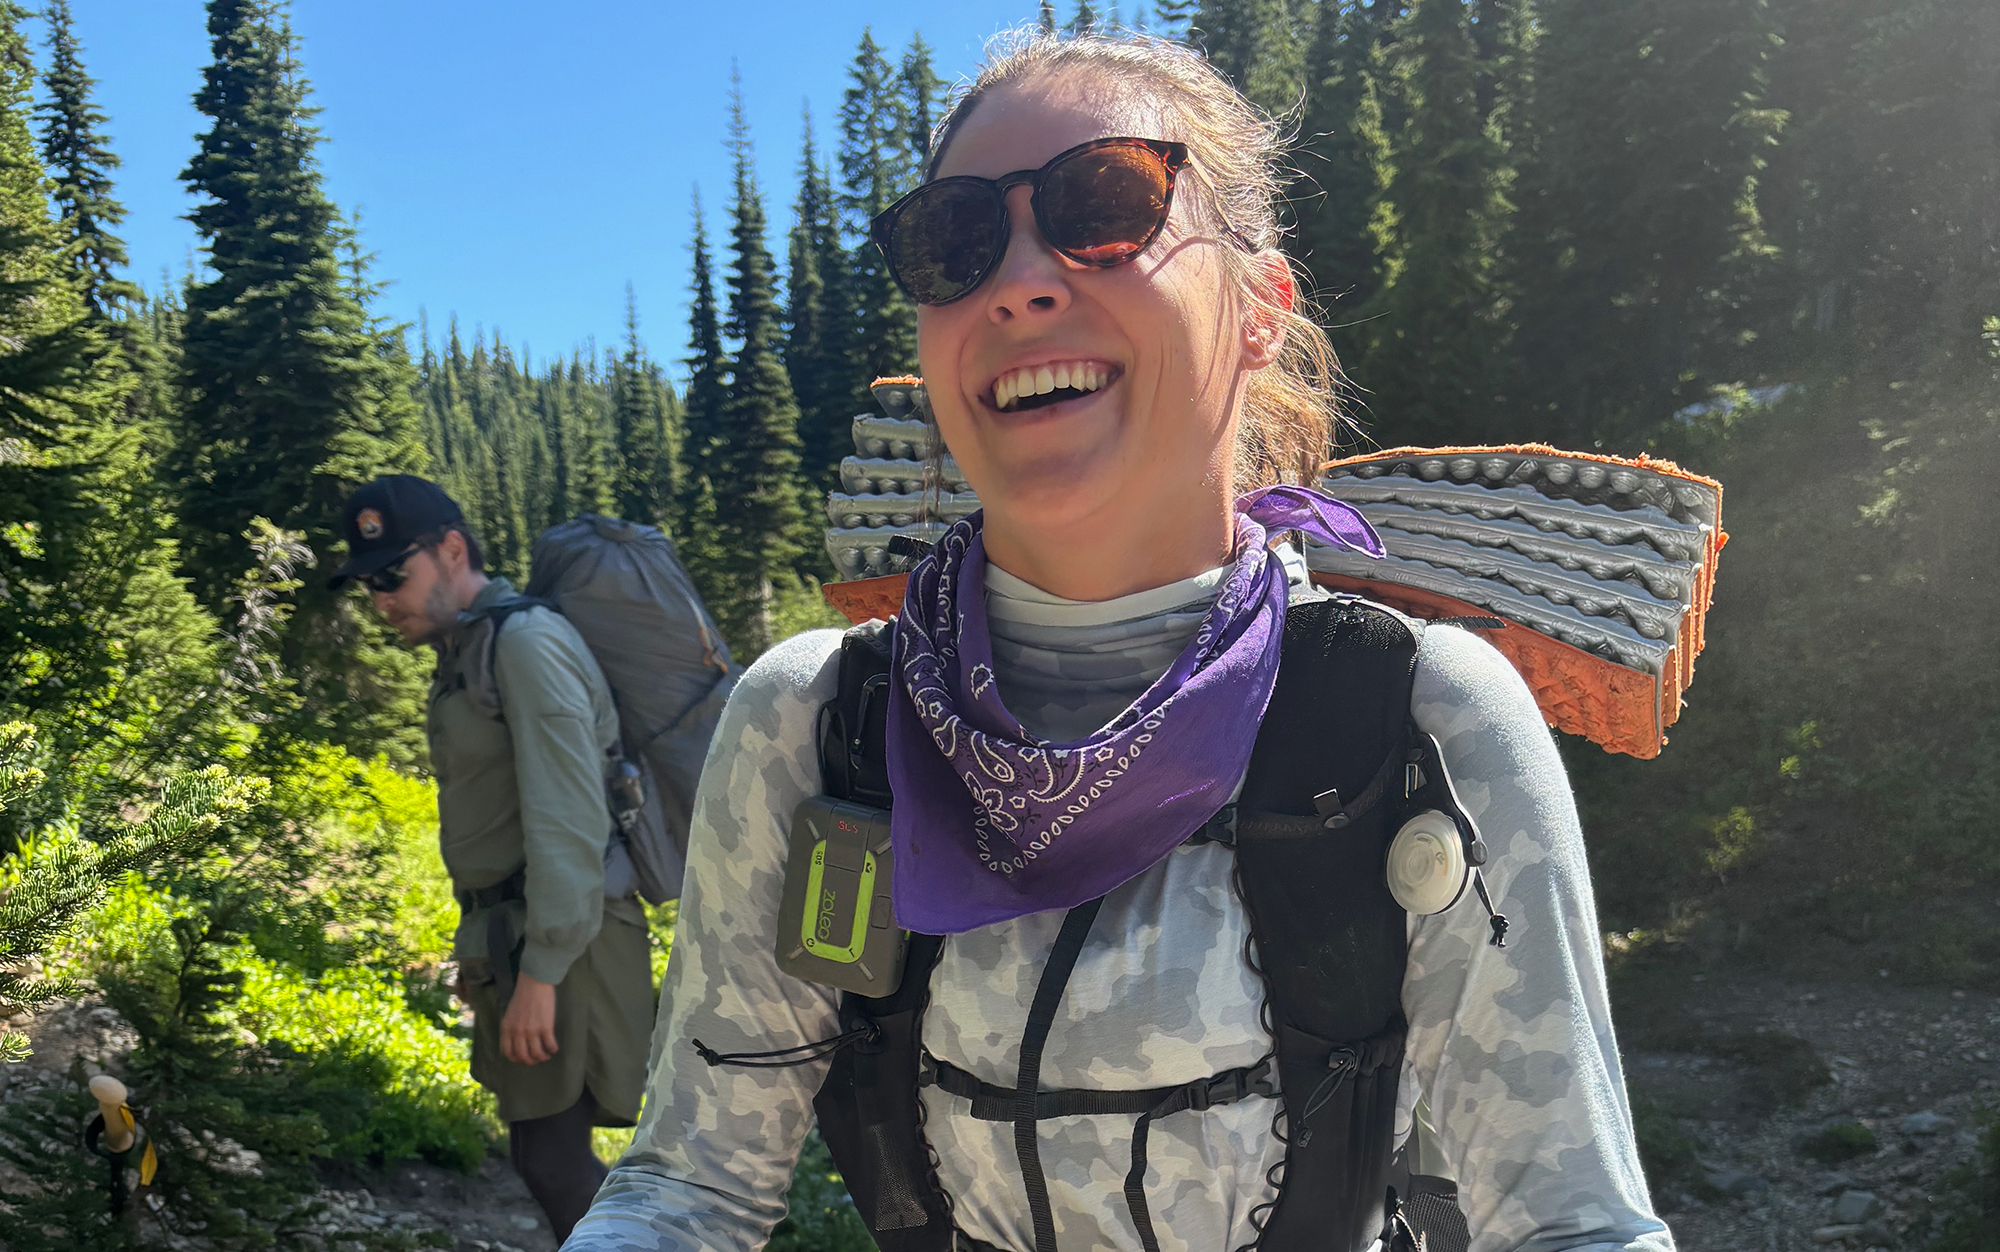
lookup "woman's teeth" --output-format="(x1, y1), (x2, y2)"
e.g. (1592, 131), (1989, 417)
(994, 362), (1110, 411)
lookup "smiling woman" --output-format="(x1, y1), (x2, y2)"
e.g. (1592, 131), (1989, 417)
(569, 27), (1673, 1252)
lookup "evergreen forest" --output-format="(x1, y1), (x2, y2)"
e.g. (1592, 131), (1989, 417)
(0, 0), (1996, 1246)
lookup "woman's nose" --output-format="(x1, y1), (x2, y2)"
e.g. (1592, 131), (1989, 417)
(982, 185), (1073, 323)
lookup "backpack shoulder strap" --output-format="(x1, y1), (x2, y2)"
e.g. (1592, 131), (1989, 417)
(461, 594), (560, 722)
(817, 620), (895, 806)
(807, 618), (956, 1248)
(1233, 593), (1428, 1252)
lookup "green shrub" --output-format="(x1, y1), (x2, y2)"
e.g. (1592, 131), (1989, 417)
(1929, 1104), (2000, 1251)
(232, 957), (496, 1170)
(1630, 1096), (1709, 1198)
(1801, 1120), (1878, 1165)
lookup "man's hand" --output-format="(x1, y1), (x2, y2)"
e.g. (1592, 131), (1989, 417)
(500, 973), (559, 1065)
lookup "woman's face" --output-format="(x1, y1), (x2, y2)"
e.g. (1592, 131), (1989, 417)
(920, 78), (1259, 550)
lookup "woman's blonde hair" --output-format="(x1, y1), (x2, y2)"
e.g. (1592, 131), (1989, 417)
(926, 28), (1352, 493)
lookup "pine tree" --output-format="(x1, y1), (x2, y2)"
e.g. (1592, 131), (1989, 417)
(901, 35), (945, 170)
(35, 0), (135, 320)
(1355, 0), (1514, 444)
(715, 78), (810, 655)
(1040, 1), (1060, 34)
(681, 190), (727, 509)
(1510, 0), (1782, 443)
(1294, 0), (1398, 337)
(786, 108), (853, 492)
(677, 191), (730, 609)
(1154, 0), (1199, 40)
(1068, 0), (1102, 36)
(0, 0), (148, 725)
(1192, 0), (1309, 114)
(609, 286), (682, 529)
(838, 31), (919, 399)
(173, 0), (428, 761)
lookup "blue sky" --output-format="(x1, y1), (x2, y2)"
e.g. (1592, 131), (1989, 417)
(69, 0), (1062, 371)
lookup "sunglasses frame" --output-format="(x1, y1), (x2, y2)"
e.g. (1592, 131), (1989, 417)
(360, 544), (421, 594)
(870, 136), (1191, 307)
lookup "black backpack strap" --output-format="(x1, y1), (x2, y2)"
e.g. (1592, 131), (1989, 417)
(819, 621), (895, 807)
(808, 620), (957, 1250)
(1233, 595), (1425, 1252)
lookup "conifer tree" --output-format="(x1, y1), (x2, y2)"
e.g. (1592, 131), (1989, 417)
(609, 287), (682, 529)
(786, 108), (853, 491)
(838, 31), (919, 395)
(901, 35), (945, 169)
(173, 0), (428, 761)
(1068, 0), (1102, 36)
(1510, 0), (1781, 443)
(1040, 1), (1060, 35)
(35, 0), (134, 320)
(677, 191), (730, 607)
(716, 80), (810, 654)
(1356, 0), (1513, 444)
(0, 0), (136, 719)
(1153, 0), (1198, 40)
(681, 191), (727, 508)
(1193, 0), (1308, 114)
(1294, 0), (1397, 336)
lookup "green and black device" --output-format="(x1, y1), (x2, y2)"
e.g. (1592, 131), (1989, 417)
(776, 794), (908, 996)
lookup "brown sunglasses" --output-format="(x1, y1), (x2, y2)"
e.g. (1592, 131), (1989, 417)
(869, 136), (1191, 306)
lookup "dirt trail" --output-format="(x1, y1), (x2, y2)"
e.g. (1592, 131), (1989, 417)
(8, 968), (1995, 1251)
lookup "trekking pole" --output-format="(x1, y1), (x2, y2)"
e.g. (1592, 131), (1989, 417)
(84, 1074), (155, 1223)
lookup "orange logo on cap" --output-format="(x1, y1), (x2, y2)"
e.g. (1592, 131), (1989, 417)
(357, 508), (385, 541)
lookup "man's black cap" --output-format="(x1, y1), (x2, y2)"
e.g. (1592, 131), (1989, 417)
(325, 475), (465, 590)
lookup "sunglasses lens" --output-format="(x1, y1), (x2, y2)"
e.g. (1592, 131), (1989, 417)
(363, 553), (412, 593)
(888, 181), (1007, 305)
(1040, 143), (1173, 265)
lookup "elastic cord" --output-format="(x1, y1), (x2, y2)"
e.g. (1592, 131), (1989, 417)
(691, 1025), (875, 1069)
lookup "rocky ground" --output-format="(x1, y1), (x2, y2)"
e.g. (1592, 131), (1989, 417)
(1, 998), (559, 1252)
(5, 968), (1995, 1252)
(1621, 966), (1997, 1251)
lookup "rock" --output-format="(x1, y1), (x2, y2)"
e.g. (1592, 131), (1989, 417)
(1703, 1164), (1770, 1197)
(1830, 1190), (1884, 1224)
(1895, 1160), (1923, 1180)
(1812, 1227), (1865, 1245)
(467, 1244), (491, 1252)
(508, 1214), (539, 1232)
(1817, 1171), (1860, 1195)
(1899, 1110), (1955, 1136)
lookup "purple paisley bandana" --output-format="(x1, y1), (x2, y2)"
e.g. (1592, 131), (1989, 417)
(886, 485), (1384, 934)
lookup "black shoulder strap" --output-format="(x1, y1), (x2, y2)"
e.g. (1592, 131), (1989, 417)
(819, 621), (895, 807)
(810, 619), (955, 1249)
(1233, 595), (1426, 1252)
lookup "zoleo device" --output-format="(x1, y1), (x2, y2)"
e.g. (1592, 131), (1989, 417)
(776, 794), (909, 996)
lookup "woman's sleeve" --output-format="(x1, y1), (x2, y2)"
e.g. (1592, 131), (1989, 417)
(1401, 625), (1676, 1252)
(565, 630), (848, 1252)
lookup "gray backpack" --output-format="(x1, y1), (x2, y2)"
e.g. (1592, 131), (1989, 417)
(472, 515), (739, 904)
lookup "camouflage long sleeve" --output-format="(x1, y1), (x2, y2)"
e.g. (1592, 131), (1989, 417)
(566, 620), (1672, 1252)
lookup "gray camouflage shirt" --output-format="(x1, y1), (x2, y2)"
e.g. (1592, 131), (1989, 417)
(567, 560), (1674, 1252)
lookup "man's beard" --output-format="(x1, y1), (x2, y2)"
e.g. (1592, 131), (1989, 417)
(415, 577), (460, 646)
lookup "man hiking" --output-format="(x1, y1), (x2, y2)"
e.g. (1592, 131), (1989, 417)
(327, 475), (653, 1242)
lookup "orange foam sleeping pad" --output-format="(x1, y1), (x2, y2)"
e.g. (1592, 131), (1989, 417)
(823, 446), (1724, 759)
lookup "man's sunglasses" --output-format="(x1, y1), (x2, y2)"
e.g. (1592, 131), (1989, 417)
(360, 545), (420, 593)
(870, 136), (1190, 307)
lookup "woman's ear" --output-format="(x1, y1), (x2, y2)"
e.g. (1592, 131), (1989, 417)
(1240, 251), (1295, 370)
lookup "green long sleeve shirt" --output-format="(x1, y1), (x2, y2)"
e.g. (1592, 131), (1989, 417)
(427, 577), (633, 987)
